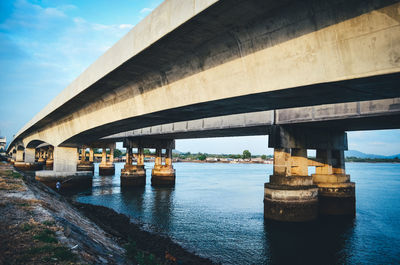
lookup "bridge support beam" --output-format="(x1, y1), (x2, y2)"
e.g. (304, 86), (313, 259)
(35, 146), (92, 190)
(121, 143), (146, 186)
(311, 149), (355, 216)
(99, 144), (115, 176)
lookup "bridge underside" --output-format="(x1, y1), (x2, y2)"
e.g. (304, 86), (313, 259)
(100, 98), (400, 142)
(67, 72), (400, 145)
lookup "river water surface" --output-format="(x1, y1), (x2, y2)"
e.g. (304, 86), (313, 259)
(75, 162), (400, 264)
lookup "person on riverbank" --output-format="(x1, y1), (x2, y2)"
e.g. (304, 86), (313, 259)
(56, 181), (61, 191)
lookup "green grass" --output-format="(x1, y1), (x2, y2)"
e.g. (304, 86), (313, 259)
(20, 223), (34, 231)
(42, 220), (55, 226)
(12, 171), (22, 179)
(26, 245), (78, 262)
(124, 240), (160, 265)
(33, 228), (58, 243)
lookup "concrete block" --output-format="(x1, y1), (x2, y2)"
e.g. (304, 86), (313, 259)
(173, 121), (187, 132)
(244, 111), (273, 126)
(24, 148), (35, 163)
(161, 123), (174, 133)
(53, 147), (78, 172)
(187, 119), (203, 131)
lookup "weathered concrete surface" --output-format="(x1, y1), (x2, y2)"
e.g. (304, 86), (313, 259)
(104, 97), (400, 141)
(264, 184), (319, 222)
(8, 0), (400, 151)
(53, 147), (78, 172)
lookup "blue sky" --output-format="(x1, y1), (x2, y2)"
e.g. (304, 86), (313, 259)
(0, 0), (399, 156)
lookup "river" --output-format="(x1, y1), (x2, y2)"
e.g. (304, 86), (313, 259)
(75, 162), (400, 264)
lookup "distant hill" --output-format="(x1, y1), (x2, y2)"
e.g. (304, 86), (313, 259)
(345, 150), (400, 159)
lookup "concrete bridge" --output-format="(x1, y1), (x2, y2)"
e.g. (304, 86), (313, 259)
(6, 0), (400, 221)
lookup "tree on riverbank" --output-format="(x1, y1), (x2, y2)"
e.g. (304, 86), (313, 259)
(242, 150), (251, 160)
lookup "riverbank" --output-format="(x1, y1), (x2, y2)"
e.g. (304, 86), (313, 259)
(0, 162), (215, 265)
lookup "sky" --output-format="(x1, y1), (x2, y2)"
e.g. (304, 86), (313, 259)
(0, 0), (399, 156)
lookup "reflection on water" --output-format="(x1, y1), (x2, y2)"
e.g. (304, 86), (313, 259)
(75, 162), (400, 264)
(263, 217), (355, 264)
(120, 186), (146, 217)
(151, 187), (175, 233)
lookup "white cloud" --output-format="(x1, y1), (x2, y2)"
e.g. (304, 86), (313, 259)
(119, 24), (133, 29)
(140, 7), (153, 14)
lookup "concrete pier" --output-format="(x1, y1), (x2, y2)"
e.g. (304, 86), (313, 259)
(77, 147), (94, 172)
(45, 147), (54, 170)
(311, 149), (355, 216)
(151, 148), (176, 186)
(264, 126), (354, 221)
(120, 145), (146, 186)
(98, 145), (115, 176)
(264, 147), (318, 222)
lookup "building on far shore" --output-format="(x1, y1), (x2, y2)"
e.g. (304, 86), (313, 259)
(0, 136), (6, 156)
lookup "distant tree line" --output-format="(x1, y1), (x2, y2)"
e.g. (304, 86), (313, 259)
(345, 156), (400, 163)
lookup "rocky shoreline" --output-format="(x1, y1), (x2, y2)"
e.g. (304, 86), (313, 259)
(0, 162), (216, 264)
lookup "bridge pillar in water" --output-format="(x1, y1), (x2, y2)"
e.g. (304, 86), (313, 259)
(151, 146), (176, 186)
(265, 126), (353, 221)
(264, 146), (318, 222)
(77, 146), (94, 172)
(311, 148), (355, 216)
(99, 144), (115, 176)
(121, 141), (146, 186)
(35, 146), (92, 189)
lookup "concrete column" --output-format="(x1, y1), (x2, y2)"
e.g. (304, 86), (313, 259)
(77, 148), (81, 163)
(16, 149), (24, 162)
(99, 146), (115, 176)
(121, 145), (145, 186)
(165, 148), (172, 166)
(137, 147), (144, 166)
(332, 150), (346, 175)
(77, 146), (94, 172)
(265, 126), (318, 222)
(126, 147), (132, 165)
(312, 148), (355, 216)
(53, 147), (78, 172)
(291, 148), (308, 176)
(151, 147), (176, 187)
(272, 148), (291, 177)
(101, 148), (107, 165)
(89, 148), (94, 163)
(315, 149), (333, 175)
(155, 148), (162, 166)
(45, 147), (54, 170)
(110, 147), (114, 163)
(25, 148), (36, 163)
